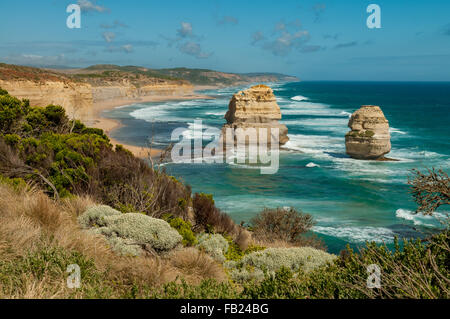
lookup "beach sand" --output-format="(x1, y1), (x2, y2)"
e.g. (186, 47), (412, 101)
(88, 91), (214, 158)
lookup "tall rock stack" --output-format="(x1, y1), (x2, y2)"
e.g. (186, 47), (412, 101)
(345, 105), (391, 160)
(221, 85), (289, 147)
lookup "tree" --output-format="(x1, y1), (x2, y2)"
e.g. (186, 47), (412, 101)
(408, 168), (449, 215)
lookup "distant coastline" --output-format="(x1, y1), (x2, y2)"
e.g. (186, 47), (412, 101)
(0, 63), (297, 158)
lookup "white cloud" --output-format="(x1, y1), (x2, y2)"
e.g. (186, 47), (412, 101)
(105, 44), (134, 54)
(177, 22), (193, 38)
(179, 42), (211, 59)
(218, 16), (238, 25)
(251, 31), (265, 45)
(100, 20), (128, 29)
(102, 32), (116, 43)
(1, 53), (77, 67)
(313, 3), (326, 22)
(252, 20), (323, 56)
(77, 0), (109, 13)
(161, 22), (211, 58)
(122, 44), (133, 53)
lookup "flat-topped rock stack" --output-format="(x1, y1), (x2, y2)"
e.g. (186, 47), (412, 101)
(221, 85), (289, 147)
(345, 105), (391, 160)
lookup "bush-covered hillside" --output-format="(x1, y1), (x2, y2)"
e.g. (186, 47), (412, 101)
(0, 88), (448, 299)
(0, 88), (191, 218)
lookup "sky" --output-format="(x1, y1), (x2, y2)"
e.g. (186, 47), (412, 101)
(0, 0), (449, 81)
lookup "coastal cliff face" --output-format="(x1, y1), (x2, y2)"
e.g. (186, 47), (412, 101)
(221, 85), (289, 146)
(345, 105), (391, 160)
(0, 63), (193, 121)
(91, 82), (193, 104)
(0, 79), (192, 120)
(0, 79), (94, 119)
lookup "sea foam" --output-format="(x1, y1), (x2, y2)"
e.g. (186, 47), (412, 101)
(395, 209), (448, 227)
(313, 225), (395, 243)
(291, 95), (308, 101)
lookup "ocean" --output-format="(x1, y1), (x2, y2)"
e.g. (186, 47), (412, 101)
(104, 81), (450, 254)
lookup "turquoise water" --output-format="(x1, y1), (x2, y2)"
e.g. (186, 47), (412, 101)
(105, 82), (450, 253)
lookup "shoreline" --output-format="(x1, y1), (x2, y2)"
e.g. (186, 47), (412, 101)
(89, 90), (215, 158)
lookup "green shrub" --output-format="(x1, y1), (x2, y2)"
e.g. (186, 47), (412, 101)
(250, 207), (324, 249)
(241, 229), (450, 299)
(103, 235), (143, 257)
(79, 207), (182, 256)
(152, 279), (239, 299)
(0, 91), (194, 220)
(224, 236), (245, 261)
(230, 247), (336, 283)
(3, 134), (20, 147)
(197, 233), (229, 262)
(363, 130), (375, 137)
(80, 127), (110, 141)
(78, 205), (122, 228)
(241, 267), (301, 299)
(0, 246), (110, 298)
(0, 94), (27, 134)
(0, 174), (27, 192)
(192, 193), (237, 235)
(314, 230), (450, 299)
(168, 217), (197, 246)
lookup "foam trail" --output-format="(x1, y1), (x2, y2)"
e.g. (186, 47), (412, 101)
(395, 209), (448, 227)
(339, 111), (352, 117)
(313, 226), (395, 243)
(390, 127), (407, 135)
(291, 95), (308, 101)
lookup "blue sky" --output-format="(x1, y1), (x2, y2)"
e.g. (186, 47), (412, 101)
(0, 0), (449, 80)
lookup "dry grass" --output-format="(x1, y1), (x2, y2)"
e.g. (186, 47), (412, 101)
(251, 238), (298, 249)
(235, 227), (251, 251)
(0, 182), (216, 298)
(169, 248), (227, 285)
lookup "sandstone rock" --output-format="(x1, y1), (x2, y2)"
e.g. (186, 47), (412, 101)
(0, 79), (193, 122)
(345, 105), (391, 160)
(0, 79), (93, 119)
(221, 84), (289, 146)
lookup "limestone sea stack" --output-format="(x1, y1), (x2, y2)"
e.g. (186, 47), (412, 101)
(345, 105), (391, 160)
(221, 85), (289, 147)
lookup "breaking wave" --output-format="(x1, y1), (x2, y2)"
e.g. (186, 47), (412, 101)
(313, 226), (395, 243)
(291, 95), (308, 101)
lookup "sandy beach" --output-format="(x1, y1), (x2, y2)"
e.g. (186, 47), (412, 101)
(88, 90), (215, 158)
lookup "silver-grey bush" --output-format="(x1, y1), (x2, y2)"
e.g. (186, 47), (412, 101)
(78, 206), (182, 256)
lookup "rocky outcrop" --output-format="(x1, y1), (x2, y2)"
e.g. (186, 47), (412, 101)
(345, 105), (391, 160)
(221, 85), (289, 146)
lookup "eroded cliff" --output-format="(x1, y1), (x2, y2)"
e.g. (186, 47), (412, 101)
(0, 63), (193, 121)
(221, 84), (289, 146)
(345, 105), (391, 160)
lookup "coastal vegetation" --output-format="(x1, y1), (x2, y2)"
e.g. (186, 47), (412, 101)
(0, 63), (298, 88)
(0, 88), (448, 298)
